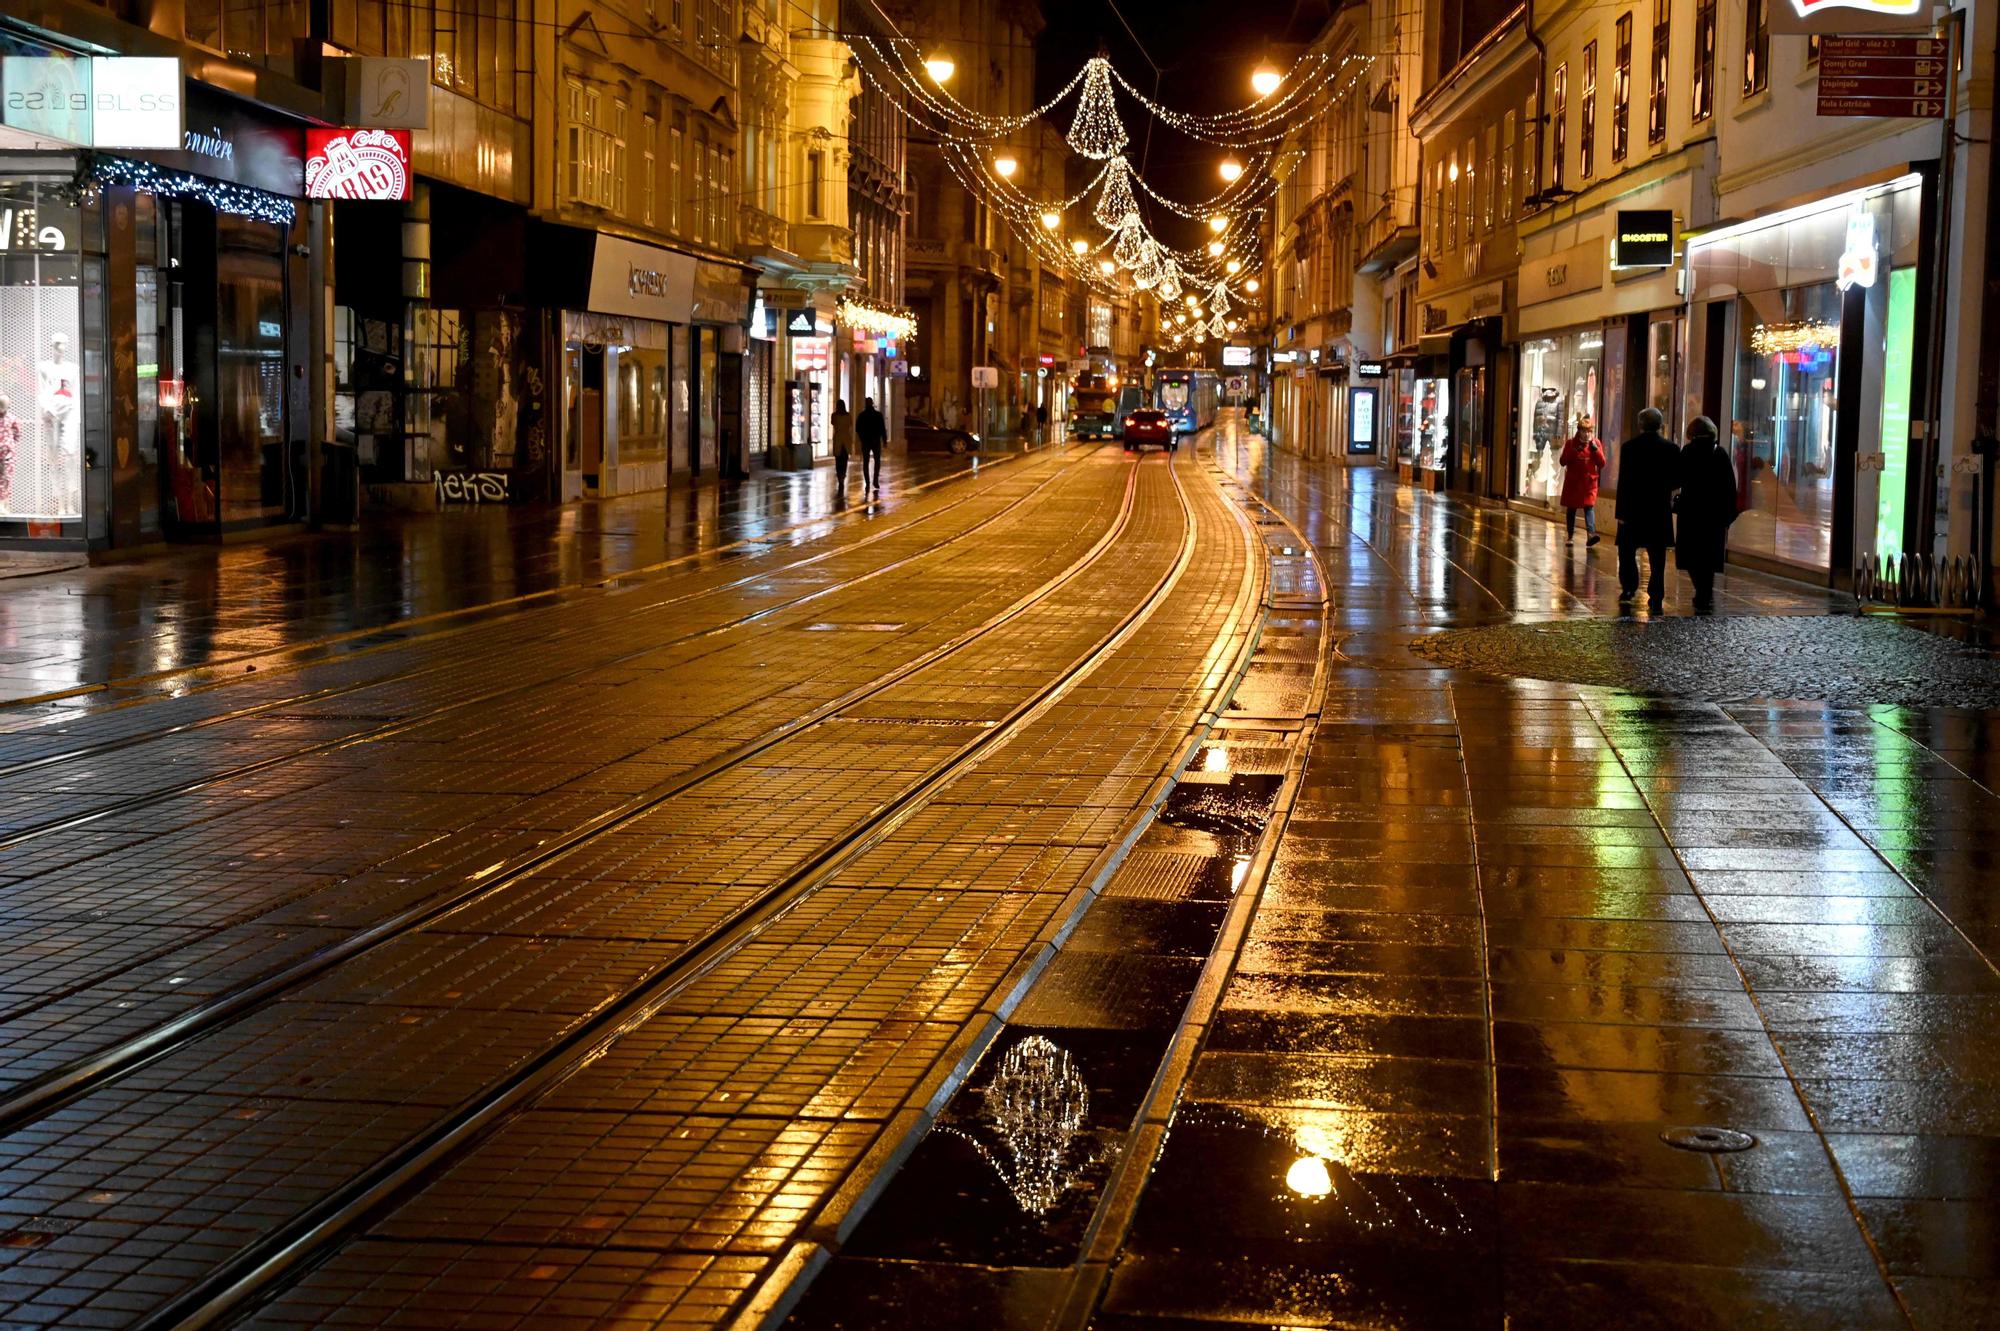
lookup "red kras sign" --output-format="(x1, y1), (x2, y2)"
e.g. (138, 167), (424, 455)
(304, 128), (412, 200)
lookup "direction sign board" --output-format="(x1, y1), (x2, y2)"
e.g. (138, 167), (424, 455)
(1816, 36), (1949, 118)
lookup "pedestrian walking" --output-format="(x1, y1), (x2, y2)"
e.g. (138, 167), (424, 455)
(1615, 406), (1679, 613)
(1674, 415), (1740, 614)
(830, 398), (855, 492)
(856, 396), (887, 492)
(1558, 413), (1606, 546)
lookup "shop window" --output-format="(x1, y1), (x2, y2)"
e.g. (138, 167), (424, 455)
(1516, 329), (1604, 508)
(1733, 284), (1840, 567)
(1580, 42), (1597, 179)
(0, 178), (84, 528)
(215, 213), (290, 525)
(1743, 0), (1770, 96)
(1612, 14), (1632, 162)
(1692, 0), (1717, 122)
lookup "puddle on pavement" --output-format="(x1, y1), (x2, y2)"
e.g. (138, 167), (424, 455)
(1156, 771), (1282, 839)
(790, 767), (1293, 1326)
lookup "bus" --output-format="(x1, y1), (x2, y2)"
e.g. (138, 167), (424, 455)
(1156, 369), (1219, 435)
(1071, 372), (1120, 440)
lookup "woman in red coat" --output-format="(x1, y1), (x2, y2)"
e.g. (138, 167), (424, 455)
(1558, 414), (1606, 546)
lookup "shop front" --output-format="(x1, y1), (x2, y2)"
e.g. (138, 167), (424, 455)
(534, 229), (694, 500)
(1685, 174), (1926, 580)
(786, 301), (833, 464)
(1513, 182), (1700, 519)
(692, 259), (755, 480)
(1415, 278), (1508, 497)
(1, 52), (311, 549)
(837, 296), (914, 439)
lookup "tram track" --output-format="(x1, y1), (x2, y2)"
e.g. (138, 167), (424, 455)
(0, 450), (1133, 1129)
(0, 449), (1050, 716)
(0, 449), (1108, 853)
(41, 448), (1204, 1331)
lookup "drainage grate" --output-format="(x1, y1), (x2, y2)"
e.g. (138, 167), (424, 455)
(1660, 1125), (1756, 1154)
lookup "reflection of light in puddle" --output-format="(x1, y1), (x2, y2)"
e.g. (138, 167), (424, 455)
(1231, 855), (1252, 892)
(1285, 1155), (1333, 1197)
(941, 1035), (1094, 1217)
(1202, 747), (1230, 774)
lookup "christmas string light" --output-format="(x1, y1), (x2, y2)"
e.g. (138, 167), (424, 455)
(1067, 59), (1128, 161)
(89, 155), (297, 226)
(1092, 157), (1140, 230)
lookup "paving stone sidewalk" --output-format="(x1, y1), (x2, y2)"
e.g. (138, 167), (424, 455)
(1092, 423), (2000, 1331)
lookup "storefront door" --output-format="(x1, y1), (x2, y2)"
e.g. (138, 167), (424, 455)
(1454, 365), (1486, 494)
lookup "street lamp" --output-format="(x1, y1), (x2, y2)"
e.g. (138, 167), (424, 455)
(1252, 64), (1283, 98)
(924, 52), (955, 82)
(994, 154), (1018, 178)
(1207, 215), (1228, 233)
(1206, 239), (1225, 257)
(1042, 210), (1062, 229)
(1219, 157), (1244, 183)
(1245, 277), (1260, 293)
(1071, 238), (1089, 255)
(1226, 258), (1242, 274)
(1099, 258), (1116, 274)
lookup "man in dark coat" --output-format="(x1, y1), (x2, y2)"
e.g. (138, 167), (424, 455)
(1675, 415), (1739, 613)
(856, 397), (888, 492)
(1615, 406), (1678, 613)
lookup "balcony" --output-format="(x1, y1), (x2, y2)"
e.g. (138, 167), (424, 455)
(792, 222), (855, 268)
(738, 205), (789, 255)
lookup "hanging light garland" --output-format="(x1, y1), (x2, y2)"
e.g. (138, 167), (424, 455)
(846, 37), (1358, 324)
(1067, 59), (1129, 160)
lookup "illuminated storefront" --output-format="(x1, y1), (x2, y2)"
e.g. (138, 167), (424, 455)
(1685, 174), (1924, 578)
(1, 33), (311, 548)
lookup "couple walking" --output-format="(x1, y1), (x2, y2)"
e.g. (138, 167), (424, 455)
(829, 398), (887, 494)
(1558, 408), (1740, 615)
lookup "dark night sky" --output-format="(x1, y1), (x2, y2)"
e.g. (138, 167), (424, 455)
(1034, 0), (1318, 253)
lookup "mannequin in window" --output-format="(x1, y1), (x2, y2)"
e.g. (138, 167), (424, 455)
(38, 332), (80, 514)
(0, 393), (19, 512)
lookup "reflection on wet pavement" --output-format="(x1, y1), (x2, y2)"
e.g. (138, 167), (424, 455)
(0, 447), (1006, 708)
(1084, 422), (2000, 1330)
(943, 1036), (1096, 1217)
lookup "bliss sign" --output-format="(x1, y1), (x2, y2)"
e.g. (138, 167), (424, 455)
(304, 128), (412, 201)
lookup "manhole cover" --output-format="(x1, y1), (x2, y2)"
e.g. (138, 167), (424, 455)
(1660, 1125), (1756, 1153)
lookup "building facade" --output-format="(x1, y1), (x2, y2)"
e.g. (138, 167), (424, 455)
(1263, 0), (1999, 594)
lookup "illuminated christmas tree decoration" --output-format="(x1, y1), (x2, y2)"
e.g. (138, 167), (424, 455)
(1068, 58), (1129, 160)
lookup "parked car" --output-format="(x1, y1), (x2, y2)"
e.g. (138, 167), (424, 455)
(903, 415), (980, 454)
(1122, 408), (1175, 452)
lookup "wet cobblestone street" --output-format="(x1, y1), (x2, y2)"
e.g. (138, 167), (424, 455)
(2, 416), (1998, 1330)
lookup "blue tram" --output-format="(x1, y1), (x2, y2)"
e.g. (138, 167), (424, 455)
(1155, 369), (1219, 434)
